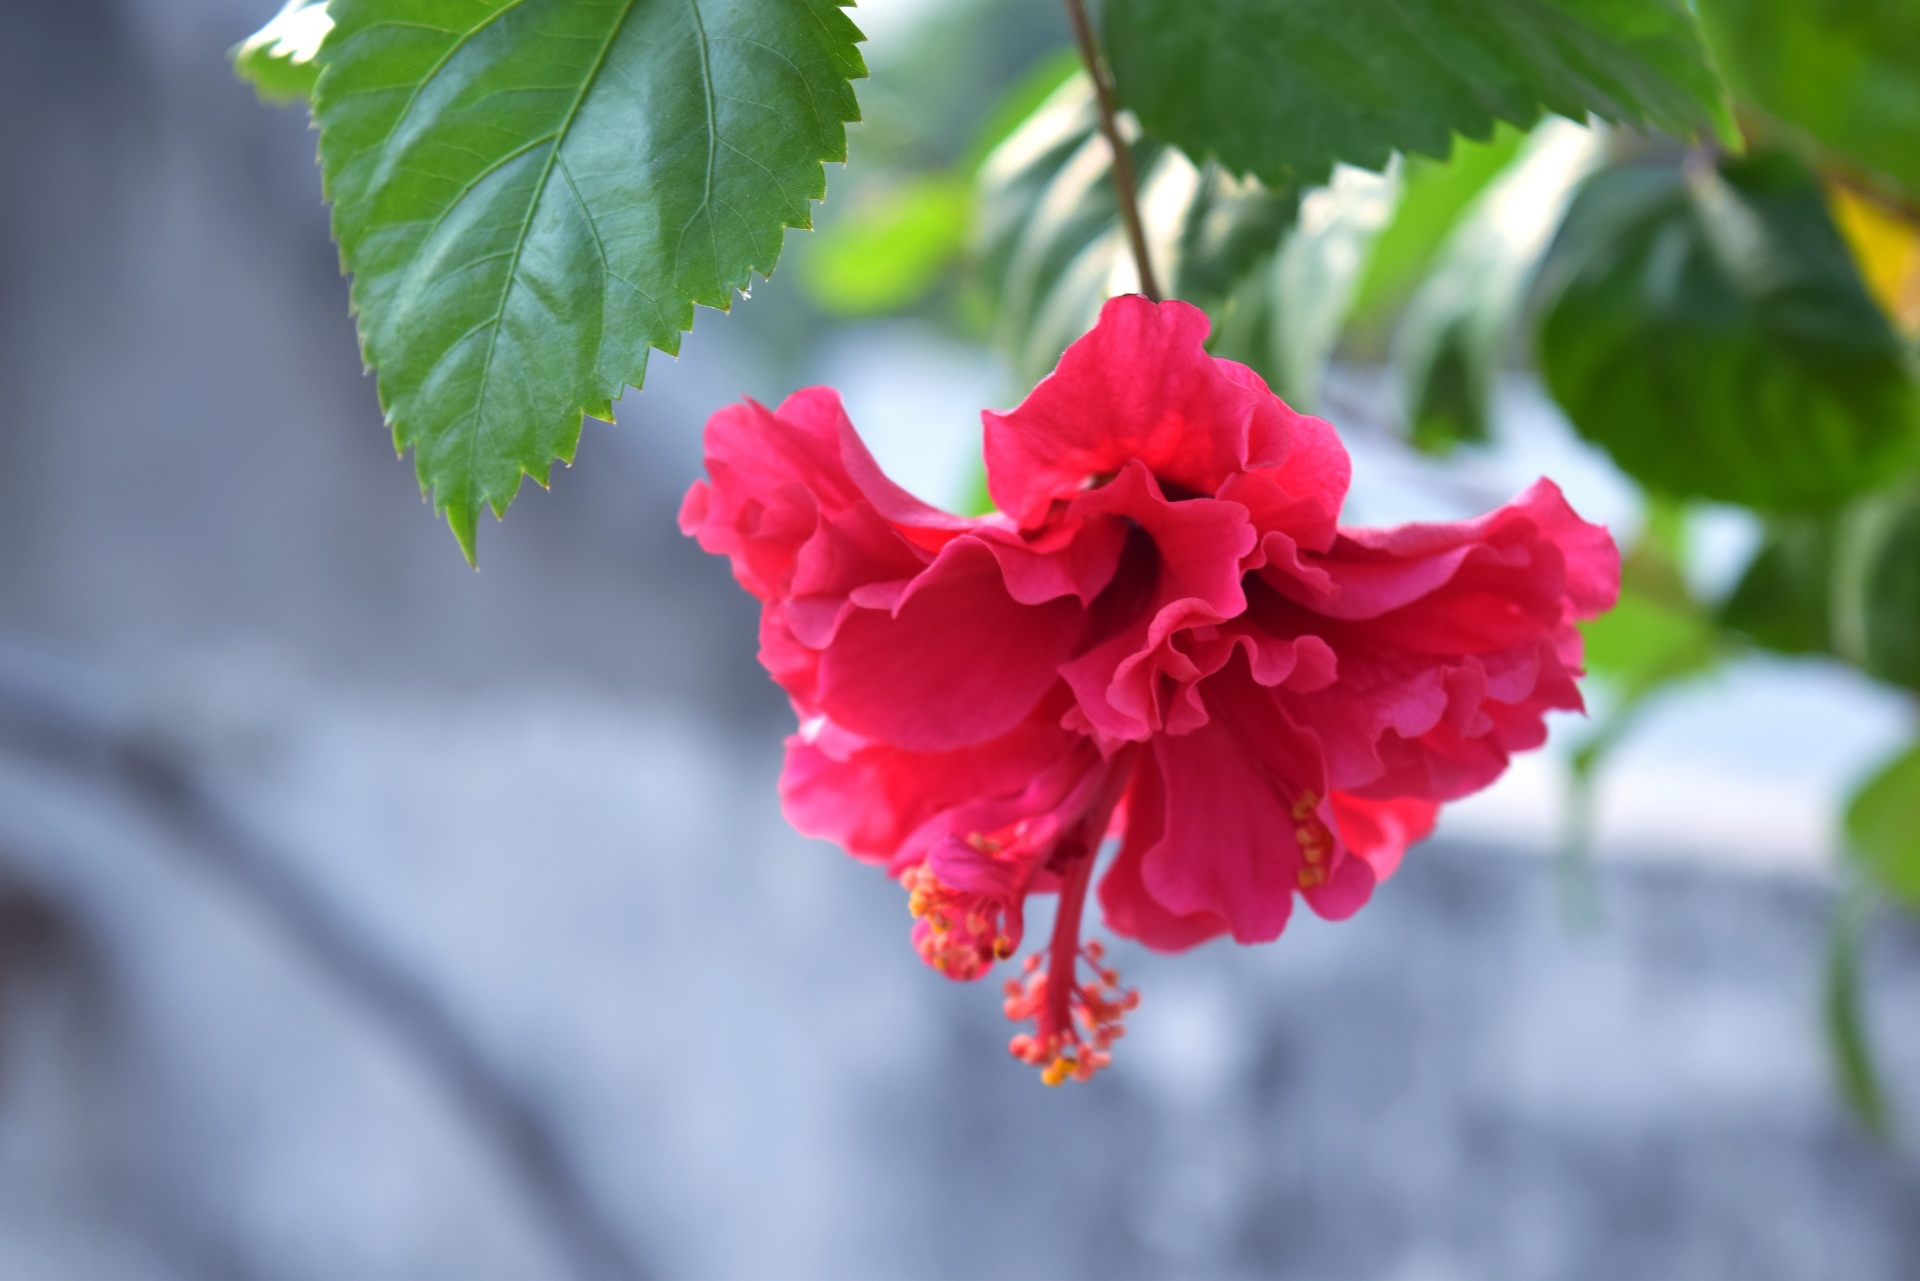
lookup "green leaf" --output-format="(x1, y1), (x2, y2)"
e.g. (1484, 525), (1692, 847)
(1579, 585), (1716, 700)
(233, 0), (333, 104)
(1210, 165), (1401, 409)
(1102, 0), (1735, 192)
(1825, 886), (1893, 1137)
(971, 74), (1298, 383)
(797, 174), (970, 316)
(313, 0), (865, 560)
(1391, 117), (1604, 453)
(1833, 488), (1920, 689)
(1348, 122), (1530, 336)
(1699, 0), (1920, 199)
(1847, 742), (1920, 909)
(1537, 150), (1920, 513)
(1719, 516), (1834, 656)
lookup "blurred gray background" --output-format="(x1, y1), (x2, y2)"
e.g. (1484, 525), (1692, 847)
(1, 0), (1919, 1277)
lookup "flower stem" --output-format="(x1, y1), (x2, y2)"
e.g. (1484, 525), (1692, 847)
(1062, 0), (1162, 303)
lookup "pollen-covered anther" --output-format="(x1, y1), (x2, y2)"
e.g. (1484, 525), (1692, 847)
(1292, 791), (1334, 888)
(901, 863), (1014, 982)
(1003, 941), (1139, 1085)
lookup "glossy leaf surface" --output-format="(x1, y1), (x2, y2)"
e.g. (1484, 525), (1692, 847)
(314, 0), (865, 558)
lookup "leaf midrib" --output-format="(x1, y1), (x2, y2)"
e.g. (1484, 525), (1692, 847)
(463, 0), (645, 514)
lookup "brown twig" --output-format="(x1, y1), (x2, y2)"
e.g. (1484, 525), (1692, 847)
(1062, 0), (1161, 302)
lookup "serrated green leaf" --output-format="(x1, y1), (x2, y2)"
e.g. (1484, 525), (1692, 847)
(1846, 743), (1920, 910)
(1699, 0), (1920, 200)
(1537, 150), (1920, 513)
(313, 0), (865, 560)
(972, 74), (1298, 384)
(797, 174), (970, 316)
(1833, 488), (1920, 689)
(1392, 117), (1604, 453)
(1825, 886), (1893, 1137)
(1211, 165), (1401, 409)
(1102, 0), (1735, 193)
(1719, 516), (1834, 656)
(233, 0), (333, 104)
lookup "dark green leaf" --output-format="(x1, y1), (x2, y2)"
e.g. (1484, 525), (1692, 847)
(1719, 517), (1834, 656)
(1103, 0), (1735, 192)
(797, 175), (970, 316)
(1846, 742), (1920, 909)
(1834, 488), (1920, 688)
(1699, 0), (1920, 199)
(1825, 886), (1893, 1137)
(1537, 150), (1920, 513)
(233, 0), (332, 104)
(314, 0), (865, 559)
(1392, 118), (1603, 452)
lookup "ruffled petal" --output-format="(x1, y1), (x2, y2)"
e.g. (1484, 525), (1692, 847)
(815, 538), (1087, 752)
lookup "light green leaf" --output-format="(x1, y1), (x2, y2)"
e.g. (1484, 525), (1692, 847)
(1392, 116), (1604, 452)
(314, 0), (865, 560)
(1537, 150), (1920, 513)
(1699, 0), (1920, 199)
(1103, 0), (1735, 192)
(233, 0), (333, 104)
(797, 174), (970, 316)
(1348, 122), (1530, 336)
(1846, 742), (1920, 910)
(1825, 886), (1893, 1137)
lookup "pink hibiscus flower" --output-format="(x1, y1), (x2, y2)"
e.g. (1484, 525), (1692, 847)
(680, 296), (1618, 1085)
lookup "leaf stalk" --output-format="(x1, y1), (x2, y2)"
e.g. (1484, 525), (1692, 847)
(1062, 0), (1162, 302)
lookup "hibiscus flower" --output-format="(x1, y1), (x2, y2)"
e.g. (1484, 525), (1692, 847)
(681, 296), (1618, 1085)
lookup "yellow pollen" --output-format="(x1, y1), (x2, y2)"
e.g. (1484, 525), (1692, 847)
(1041, 1057), (1073, 1087)
(1298, 865), (1327, 889)
(965, 832), (1003, 855)
(1291, 791), (1321, 822)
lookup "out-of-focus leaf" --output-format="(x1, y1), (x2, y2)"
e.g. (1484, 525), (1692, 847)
(1537, 150), (1920, 513)
(965, 48), (1083, 171)
(1580, 582), (1716, 700)
(972, 74), (1298, 383)
(1826, 885), (1893, 1137)
(1698, 0), (1920, 200)
(1392, 117), (1605, 453)
(313, 0), (865, 560)
(1846, 742), (1920, 909)
(233, 0), (331, 104)
(1830, 183), (1920, 336)
(798, 175), (971, 316)
(1210, 166), (1401, 409)
(1719, 517), (1834, 656)
(1834, 489), (1920, 689)
(1102, 0), (1734, 192)
(1348, 123), (1530, 336)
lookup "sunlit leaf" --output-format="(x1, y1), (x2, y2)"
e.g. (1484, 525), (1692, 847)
(1537, 150), (1920, 513)
(1348, 122), (1530, 337)
(1829, 183), (1920, 335)
(314, 0), (865, 559)
(1103, 0), (1735, 192)
(972, 74), (1298, 383)
(1211, 165), (1401, 409)
(798, 175), (971, 316)
(1846, 742), (1920, 910)
(233, 0), (332, 104)
(1699, 0), (1920, 199)
(1391, 117), (1604, 453)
